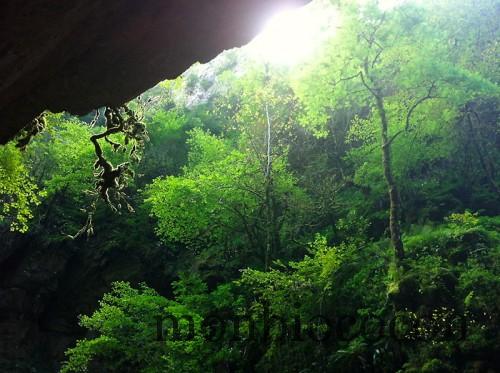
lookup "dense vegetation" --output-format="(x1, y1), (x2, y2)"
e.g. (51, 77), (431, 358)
(1, 0), (498, 372)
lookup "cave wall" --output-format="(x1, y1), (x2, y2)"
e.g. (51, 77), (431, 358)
(0, 226), (180, 372)
(0, 0), (308, 144)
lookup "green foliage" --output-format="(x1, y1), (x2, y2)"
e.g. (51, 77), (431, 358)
(0, 143), (44, 232)
(141, 108), (191, 179)
(27, 115), (96, 201)
(146, 119), (311, 271)
(2, 0), (498, 371)
(63, 215), (499, 372)
(61, 281), (207, 373)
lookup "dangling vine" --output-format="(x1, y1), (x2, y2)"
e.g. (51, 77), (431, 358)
(70, 102), (149, 239)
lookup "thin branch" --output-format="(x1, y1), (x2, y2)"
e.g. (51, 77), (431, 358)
(359, 70), (378, 98)
(89, 109), (100, 127)
(384, 82), (439, 147)
(360, 33), (385, 68)
(386, 129), (405, 147)
(405, 81), (438, 131)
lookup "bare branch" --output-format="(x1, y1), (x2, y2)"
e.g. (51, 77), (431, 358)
(89, 109), (100, 127)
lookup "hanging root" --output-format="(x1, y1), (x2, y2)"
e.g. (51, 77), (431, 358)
(90, 104), (147, 211)
(89, 109), (100, 127)
(16, 112), (47, 150)
(67, 208), (95, 240)
(70, 103), (147, 240)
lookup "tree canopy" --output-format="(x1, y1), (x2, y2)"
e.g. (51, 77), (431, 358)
(0, 0), (498, 372)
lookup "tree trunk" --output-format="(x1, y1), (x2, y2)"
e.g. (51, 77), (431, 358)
(375, 94), (405, 262)
(264, 179), (272, 272)
(264, 102), (273, 271)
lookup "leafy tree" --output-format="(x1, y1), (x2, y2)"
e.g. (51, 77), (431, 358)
(0, 143), (44, 232)
(146, 128), (309, 273)
(26, 114), (96, 202)
(61, 281), (207, 373)
(294, 0), (499, 263)
(0, 1), (498, 372)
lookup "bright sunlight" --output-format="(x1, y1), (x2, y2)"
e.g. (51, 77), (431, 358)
(246, 0), (410, 66)
(246, 2), (339, 66)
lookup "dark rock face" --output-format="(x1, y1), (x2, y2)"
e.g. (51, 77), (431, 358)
(0, 0), (308, 144)
(0, 229), (179, 372)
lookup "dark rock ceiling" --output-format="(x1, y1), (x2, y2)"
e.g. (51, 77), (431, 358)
(0, 0), (309, 144)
